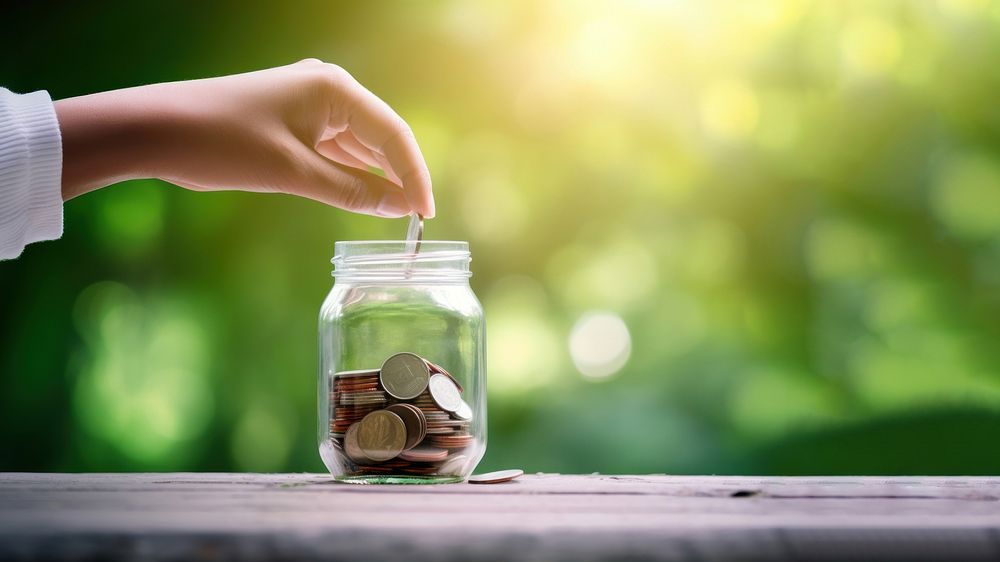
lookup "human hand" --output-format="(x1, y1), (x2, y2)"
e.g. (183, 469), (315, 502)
(56, 59), (434, 218)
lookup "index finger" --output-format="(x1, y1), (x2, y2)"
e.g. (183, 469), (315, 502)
(326, 65), (435, 218)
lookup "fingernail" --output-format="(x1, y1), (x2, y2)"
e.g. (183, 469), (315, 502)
(375, 191), (411, 218)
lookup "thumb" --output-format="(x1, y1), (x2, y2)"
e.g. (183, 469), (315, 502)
(293, 149), (412, 217)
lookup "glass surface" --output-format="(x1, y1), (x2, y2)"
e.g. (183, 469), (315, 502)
(318, 242), (486, 483)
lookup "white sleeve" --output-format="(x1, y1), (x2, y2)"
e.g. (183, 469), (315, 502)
(0, 87), (63, 260)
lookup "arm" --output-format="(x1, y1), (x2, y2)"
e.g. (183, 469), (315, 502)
(57, 59), (434, 217)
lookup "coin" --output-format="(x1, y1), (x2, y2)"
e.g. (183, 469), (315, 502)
(439, 454), (468, 476)
(428, 434), (474, 449)
(380, 352), (430, 400)
(398, 446), (449, 463)
(428, 373), (462, 412)
(343, 423), (369, 464)
(453, 400), (473, 421)
(386, 403), (427, 450)
(468, 469), (524, 484)
(406, 212), (424, 242)
(426, 360), (464, 392)
(356, 410), (407, 461)
(424, 426), (454, 435)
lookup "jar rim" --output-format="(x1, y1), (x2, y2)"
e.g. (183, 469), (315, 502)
(334, 240), (469, 246)
(331, 241), (471, 282)
(333, 240), (469, 257)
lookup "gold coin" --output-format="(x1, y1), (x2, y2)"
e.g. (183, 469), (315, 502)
(343, 423), (368, 463)
(380, 352), (430, 400)
(356, 410), (407, 462)
(386, 403), (427, 450)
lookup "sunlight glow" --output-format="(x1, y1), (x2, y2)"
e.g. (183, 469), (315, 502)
(569, 311), (632, 379)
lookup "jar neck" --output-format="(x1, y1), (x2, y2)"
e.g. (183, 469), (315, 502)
(331, 241), (472, 284)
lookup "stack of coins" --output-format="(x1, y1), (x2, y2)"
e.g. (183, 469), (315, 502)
(329, 352), (474, 477)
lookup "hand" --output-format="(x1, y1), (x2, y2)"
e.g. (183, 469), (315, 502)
(55, 59), (434, 218)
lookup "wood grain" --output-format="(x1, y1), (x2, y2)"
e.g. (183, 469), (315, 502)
(1, 473), (999, 561)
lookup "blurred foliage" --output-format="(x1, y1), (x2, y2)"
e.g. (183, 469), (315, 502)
(3, 0), (1000, 475)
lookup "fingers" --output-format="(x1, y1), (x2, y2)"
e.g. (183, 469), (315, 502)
(330, 129), (404, 185)
(295, 149), (410, 218)
(325, 64), (435, 218)
(316, 138), (369, 171)
(332, 130), (381, 170)
(370, 149), (403, 185)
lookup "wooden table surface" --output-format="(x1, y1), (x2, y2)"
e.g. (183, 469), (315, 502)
(2, 473), (1000, 561)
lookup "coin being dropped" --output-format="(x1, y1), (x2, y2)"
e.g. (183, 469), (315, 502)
(468, 469), (524, 484)
(406, 212), (424, 242)
(380, 352), (430, 400)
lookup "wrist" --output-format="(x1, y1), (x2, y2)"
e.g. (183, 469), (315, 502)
(56, 86), (177, 199)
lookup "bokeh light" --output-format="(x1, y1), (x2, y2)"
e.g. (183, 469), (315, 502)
(71, 282), (213, 467)
(569, 311), (632, 379)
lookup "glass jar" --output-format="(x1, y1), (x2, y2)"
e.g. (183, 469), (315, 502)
(318, 241), (486, 484)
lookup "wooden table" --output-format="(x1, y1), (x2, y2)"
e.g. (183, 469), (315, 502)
(1, 473), (999, 561)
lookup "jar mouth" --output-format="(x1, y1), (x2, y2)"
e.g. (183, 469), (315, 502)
(332, 241), (471, 282)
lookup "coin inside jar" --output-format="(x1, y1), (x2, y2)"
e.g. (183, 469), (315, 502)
(356, 410), (407, 461)
(428, 373), (462, 412)
(439, 454), (468, 476)
(453, 400), (473, 421)
(385, 403), (427, 450)
(398, 446), (449, 463)
(426, 360), (464, 392)
(380, 352), (431, 400)
(343, 423), (368, 464)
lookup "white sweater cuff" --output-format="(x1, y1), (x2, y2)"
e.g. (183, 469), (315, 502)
(0, 88), (63, 260)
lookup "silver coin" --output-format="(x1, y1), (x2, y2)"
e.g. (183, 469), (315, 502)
(428, 373), (462, 412)
(439, 454), (468, 476)
(453, 400), (473, 421)
(380, 352), (431, 400)
(468, 469), (524, 484)
(406, 212), (424, 242)
(398, 446), (448, 463)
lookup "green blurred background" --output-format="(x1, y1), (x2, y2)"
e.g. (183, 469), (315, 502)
(3, 0), (1000, 475)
